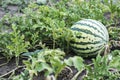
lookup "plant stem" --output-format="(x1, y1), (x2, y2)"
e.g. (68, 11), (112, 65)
(66, 41), (70, 54)
(53, 39), (55, 49)
(0, 66), (24, 78)
(71, 70), (83, 80)
(29, 73), (34, 80)
(16, 57), (19, 66)
(0, 57), (5, 60)
(0, 61), (9, 67)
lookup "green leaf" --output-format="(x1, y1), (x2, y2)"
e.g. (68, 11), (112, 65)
(22, 49), (43, 57)
(50, 56), (66, 78)
(64, 56), (84, 71)
(23, 60), (31, 70)
(35, 62), (53, 76)
(109, 56), (120, 70)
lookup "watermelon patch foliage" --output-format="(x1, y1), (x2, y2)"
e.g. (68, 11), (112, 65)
(0, 0), (120, 80)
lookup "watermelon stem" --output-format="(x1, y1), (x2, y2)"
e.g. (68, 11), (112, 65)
(104, 44), (110, 55)
(66, 41), (70, 54)
(53, 39), (55, 49)
(16, 56), (19, 67)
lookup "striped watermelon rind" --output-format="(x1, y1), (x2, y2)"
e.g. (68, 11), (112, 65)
(70, 19), (109, 57)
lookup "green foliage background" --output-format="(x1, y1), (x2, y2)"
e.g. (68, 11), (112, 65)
(0, 0), (120, 80)
(1, 0), (119, 58)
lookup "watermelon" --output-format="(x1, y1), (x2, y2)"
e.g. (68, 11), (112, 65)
(70, 19), (109, 57)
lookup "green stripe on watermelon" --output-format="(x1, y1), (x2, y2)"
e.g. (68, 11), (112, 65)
(71, 24), (105, 41)
(70, 40), (102, 45)
(71, 27), (106, 42)
(73, 49), (101, 57)
(72, 31), (103, 43)
(82, 19), (109, 39)
(70, 42), (105, 51)
(75, 22), (105, 38)
(82, 19), (106, 34)
(71, 45), (104, 54)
